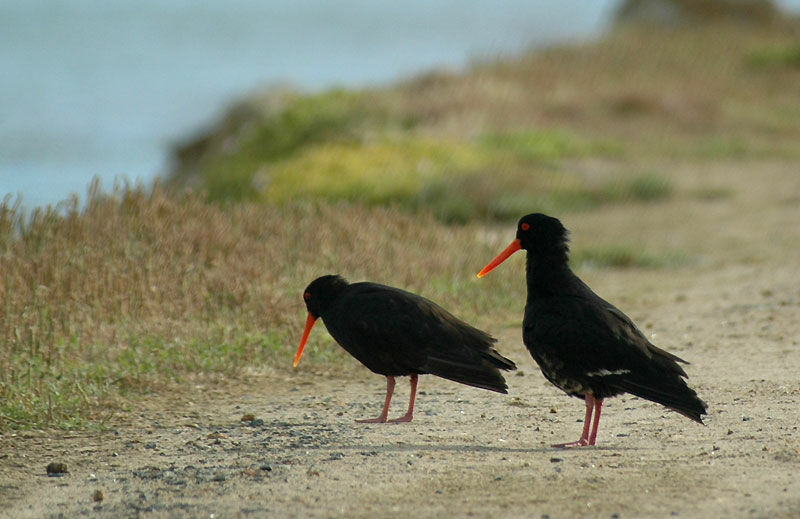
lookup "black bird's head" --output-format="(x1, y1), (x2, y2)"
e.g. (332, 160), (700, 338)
(477, 213), (569, 278)
(302, 274), (349, 319)
(294, 274), (349, 367)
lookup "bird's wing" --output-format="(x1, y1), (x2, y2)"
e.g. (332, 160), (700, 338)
(326, 283), (498, 371)
(524, 293), (687, 381)
(525, 293), (706, 422)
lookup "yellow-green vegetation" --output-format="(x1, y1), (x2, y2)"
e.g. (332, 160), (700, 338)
(747, 42), (800, 68)
(171, 22), (800, 218)
(257, 131), (649, 222)
(572, 244), (688, 270)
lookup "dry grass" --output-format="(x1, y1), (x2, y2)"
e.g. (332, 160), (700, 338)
(0, 182), (527, 429)
(395, 22), (800, 154)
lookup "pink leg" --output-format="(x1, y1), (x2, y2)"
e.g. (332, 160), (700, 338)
(356, 376), (395, 423)
(552, 393), (595, 448)
(388, 374), (418, 423)
(587, 397), (604, 446)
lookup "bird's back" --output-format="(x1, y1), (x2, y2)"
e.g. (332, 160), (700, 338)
(322, 282), (515, 392)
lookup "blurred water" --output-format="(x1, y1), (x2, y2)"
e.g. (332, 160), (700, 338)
(1, 0), (797, 209)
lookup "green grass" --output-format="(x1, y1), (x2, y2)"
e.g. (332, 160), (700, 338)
(746, 43), (800, 69)
(573, 244), (688, 269)
(602, 172), (673, 202)
(478, 130), (625, 164)
(1, 310), (290, 430)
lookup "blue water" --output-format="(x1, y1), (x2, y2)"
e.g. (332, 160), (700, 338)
(1, 0), (797, 209)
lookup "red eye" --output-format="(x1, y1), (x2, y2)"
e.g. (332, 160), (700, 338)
(521, 222), (530, 231)
(303, 291), (311, 301)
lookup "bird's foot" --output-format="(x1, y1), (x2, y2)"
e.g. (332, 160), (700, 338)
(355, 416), (388, 424)
(551, 438), (592, 448)
(387, 413), (413, 423)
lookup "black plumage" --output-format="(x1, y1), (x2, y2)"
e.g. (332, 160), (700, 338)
(478, 213), (707, 446)
(294, 275), (516, 423)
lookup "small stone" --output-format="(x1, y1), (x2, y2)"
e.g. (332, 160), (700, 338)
(549, 457), (563, 463)
(93, 489), (105, 502)
(144, 442), (157, 449)
(241, 413), (256, 422)
(46, 462), (68, 476)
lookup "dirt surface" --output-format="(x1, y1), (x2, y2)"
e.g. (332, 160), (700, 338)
(2, 160), (800, 518)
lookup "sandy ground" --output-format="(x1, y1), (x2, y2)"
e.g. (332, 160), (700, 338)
(1, 160), (799, 518)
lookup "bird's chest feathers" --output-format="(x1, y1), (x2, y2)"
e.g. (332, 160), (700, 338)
(522, 300), (591, 393)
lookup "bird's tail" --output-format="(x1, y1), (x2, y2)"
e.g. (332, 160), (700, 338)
(616, 376), (708, 424)
(481, 348), (517, 372)
(422, 351), (515, 394)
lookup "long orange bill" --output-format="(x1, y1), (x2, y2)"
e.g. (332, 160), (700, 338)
(293, 313), (318, 367)
(477, 238), (522, 278)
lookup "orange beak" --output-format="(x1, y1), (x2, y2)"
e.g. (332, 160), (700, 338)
(293, 312), (318, 367)
(477, 238), (522, 278)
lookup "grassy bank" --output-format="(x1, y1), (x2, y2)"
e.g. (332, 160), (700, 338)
(171, 22), (800, 219)
(0, 185), (531, 429)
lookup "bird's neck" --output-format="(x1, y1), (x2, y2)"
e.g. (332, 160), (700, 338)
(525, 250), (573, 297)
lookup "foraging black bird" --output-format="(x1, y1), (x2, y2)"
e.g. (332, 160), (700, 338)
(477, 214), (707, 447)
(293, 275), (516, 423)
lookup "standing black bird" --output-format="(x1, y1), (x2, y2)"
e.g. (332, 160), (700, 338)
(293, 275), (516, 423)
(477, 214), (707, 447)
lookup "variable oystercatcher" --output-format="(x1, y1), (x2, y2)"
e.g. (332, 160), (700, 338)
(477, 213), (707, 446)
(293, 275), (516, 423)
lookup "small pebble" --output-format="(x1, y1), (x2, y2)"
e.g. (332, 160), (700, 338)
(46, 462), (68, 476)
(93, 489), (105, 502)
